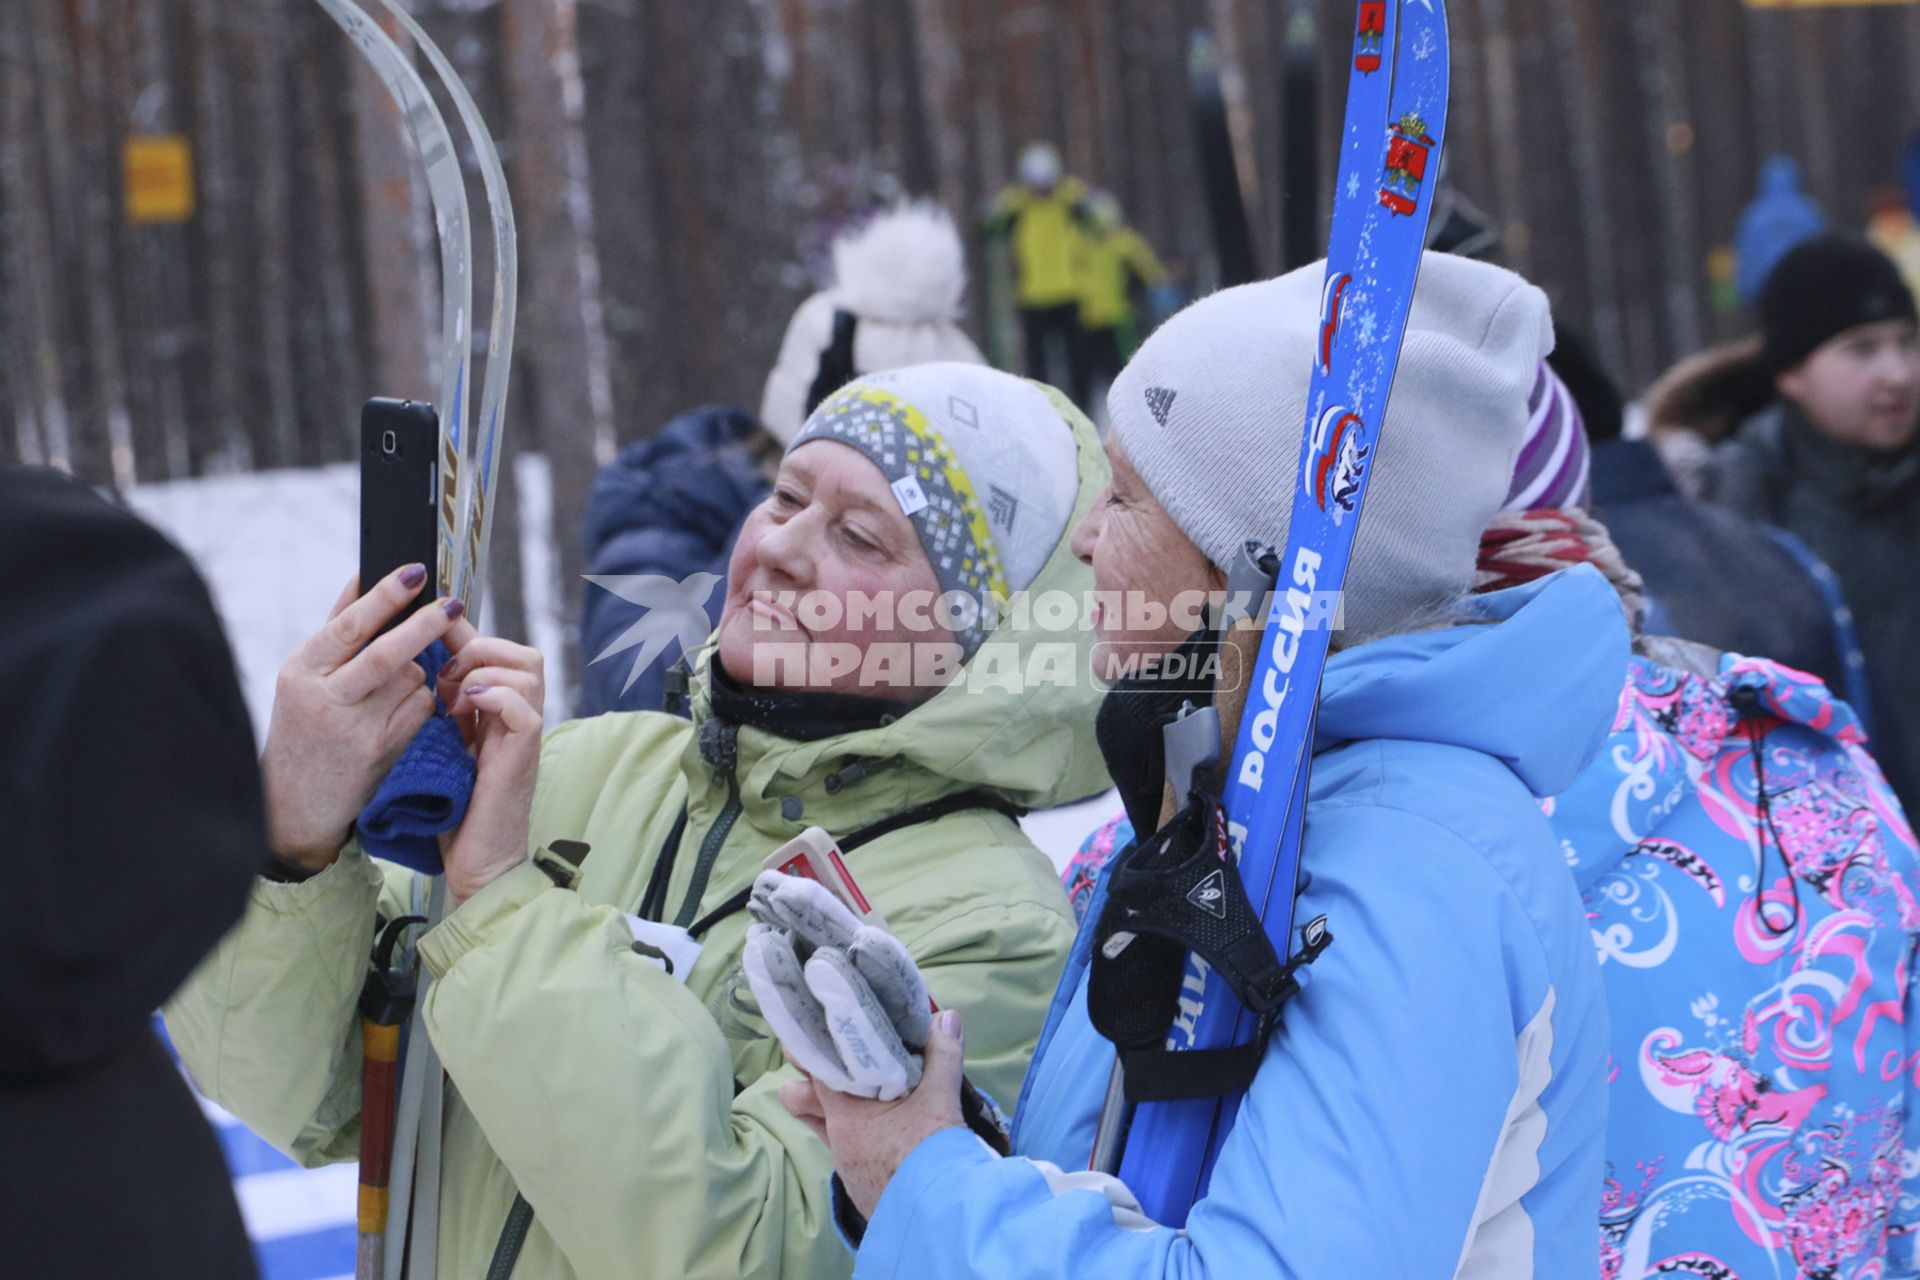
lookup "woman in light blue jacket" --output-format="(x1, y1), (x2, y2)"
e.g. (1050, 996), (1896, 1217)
(772, 254), (1631, 1277)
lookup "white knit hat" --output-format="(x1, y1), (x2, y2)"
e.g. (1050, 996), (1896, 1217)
(1110, 252), (1554, 638)
(761, 202), (987, 445)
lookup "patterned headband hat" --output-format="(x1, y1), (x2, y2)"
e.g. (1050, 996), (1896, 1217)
(787, 363), (1080, 659)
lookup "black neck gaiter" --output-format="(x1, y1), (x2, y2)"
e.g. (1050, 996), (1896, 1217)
(1094, 628), (1220, 837)
(707, 660), (905, 743)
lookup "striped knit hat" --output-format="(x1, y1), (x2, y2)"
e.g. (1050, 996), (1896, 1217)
(1501, 362), (1590, 512)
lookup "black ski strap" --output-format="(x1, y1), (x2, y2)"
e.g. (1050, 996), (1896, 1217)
(360, 912), (431, 1026)
(1086, 794), (1330, 1104)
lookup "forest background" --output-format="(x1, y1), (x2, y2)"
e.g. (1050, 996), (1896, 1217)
(4, 0), (1917, 695)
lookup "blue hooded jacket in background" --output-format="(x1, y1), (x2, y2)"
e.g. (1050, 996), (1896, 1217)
(1735, 157), (1828, 305)
(578, 405), (771, 716)
(853, 567), (1629, 1279)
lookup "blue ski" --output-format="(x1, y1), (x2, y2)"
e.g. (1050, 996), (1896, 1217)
(1111, 0), (1452, 1226)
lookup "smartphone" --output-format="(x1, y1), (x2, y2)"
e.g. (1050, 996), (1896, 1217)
(359, 398), (440, 635)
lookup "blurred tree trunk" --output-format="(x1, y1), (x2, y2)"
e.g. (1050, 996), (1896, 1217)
(578, 0), (677, 446)
(290, 2), (367, 467)
(1545, 0), (1622, 374)
(1634, 0), (1703, 362)
(2, 2), (72, 473)
(0, 3), (41, 467)
(25, 0), (92, 477)
(235, 0), (300, 471)
(350, 9), (435, 406)
(72, 0), (136, 491)
(1584, 0), (1665, 386)
(183, 0), (252, 472)
(1469, 0), (1529, 280)
(1681, 0), (1754, 348)
(122, 0), (195, 481)
(501, 0), (616, 701)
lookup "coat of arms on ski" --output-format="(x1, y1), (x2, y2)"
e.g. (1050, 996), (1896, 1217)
(1084, 0), (1452, 1227)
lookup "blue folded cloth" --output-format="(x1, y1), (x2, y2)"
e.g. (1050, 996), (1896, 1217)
(355, 641), (476, 875)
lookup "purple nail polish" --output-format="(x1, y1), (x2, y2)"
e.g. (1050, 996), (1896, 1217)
(465, 684), (490, 697)
(443, 598), (465, 620)
(400, 563), (426, 589)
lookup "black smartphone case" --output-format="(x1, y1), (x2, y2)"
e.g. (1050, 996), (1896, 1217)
(359, 398), (440, 634)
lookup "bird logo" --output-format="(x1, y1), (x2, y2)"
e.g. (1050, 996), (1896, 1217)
(584, 571), (725, 695)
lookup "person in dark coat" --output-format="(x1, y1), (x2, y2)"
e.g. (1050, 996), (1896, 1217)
(1552, 328), (1856, 701)
(0, 466), (265, 1279)
(1653, 233), (1920, 812)
(578, 405), (778, 716)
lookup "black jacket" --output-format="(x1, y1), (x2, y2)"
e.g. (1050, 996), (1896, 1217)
(1704, 407), (1920, 811)
(1592, 438), (1846, 690)
(0, 466), (263, 1278)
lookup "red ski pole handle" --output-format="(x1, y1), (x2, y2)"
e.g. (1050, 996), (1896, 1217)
(358, 1020), (402, 1234)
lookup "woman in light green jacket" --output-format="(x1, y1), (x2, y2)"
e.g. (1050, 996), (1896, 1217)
(167, 364), (1110, 1279)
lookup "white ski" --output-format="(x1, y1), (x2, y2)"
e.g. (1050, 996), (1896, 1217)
(367, 0), (517, 617)
(312, 0), (474, 601)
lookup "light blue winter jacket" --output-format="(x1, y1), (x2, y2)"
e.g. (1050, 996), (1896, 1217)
(851, 566), (1630, 1280)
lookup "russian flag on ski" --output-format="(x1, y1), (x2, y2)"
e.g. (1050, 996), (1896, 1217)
(1110, 0), (1452, 1226)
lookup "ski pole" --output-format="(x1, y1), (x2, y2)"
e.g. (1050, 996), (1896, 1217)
(356, 913), (426, 1280)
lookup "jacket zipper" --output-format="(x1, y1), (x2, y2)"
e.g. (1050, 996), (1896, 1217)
(673, 721), (742, 929)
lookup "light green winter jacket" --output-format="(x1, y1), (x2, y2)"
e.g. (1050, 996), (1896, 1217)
(166, 391), (1111, 1280)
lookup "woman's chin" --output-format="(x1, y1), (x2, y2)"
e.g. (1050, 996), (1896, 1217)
(1091, 638), (1131, 687)
(714, 625), (761, 688)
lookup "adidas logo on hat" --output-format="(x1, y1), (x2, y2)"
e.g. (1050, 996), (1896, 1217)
(1144, 386), (1177, 427)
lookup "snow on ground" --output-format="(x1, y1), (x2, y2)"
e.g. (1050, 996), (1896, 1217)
(129, 454), (570, 739)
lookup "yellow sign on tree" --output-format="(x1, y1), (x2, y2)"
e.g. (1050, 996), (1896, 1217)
(123, 135), (195, 224)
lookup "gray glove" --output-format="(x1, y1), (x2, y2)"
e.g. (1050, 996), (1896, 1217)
(741, 870), (932, 1100)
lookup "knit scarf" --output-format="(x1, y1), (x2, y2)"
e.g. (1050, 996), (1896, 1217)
(1474, 507), (1650, 631)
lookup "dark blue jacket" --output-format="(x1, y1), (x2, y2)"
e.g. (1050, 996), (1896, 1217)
(578, 406), (772, 716)
(1591, 438), (1851, 695)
